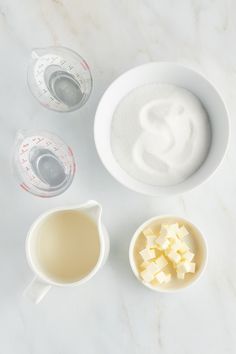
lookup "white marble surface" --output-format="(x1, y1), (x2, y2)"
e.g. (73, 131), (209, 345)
(0, 0), (236, 353)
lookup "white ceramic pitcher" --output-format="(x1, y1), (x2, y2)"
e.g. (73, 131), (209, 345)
(24, 200), (110, 304)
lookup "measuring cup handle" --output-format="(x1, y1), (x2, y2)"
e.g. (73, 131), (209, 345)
(23, 277), (51, 304)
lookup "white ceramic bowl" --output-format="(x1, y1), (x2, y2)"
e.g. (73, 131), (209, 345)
(129, 215), (208, 292)
(94, 62), (230, 196)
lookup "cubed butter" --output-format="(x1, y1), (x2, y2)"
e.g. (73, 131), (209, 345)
(145, 235), (158, 248)
(166, 249), (181, 264)
(177, 225), (189, 239)
(143, 227), (154, 237)
(156, 235), (170, 250)
(167, 223), (180, 239)
(170, 238), (183, 252)
(178, 242), (190, 254)
(159, 224), (169, 237)
(140, 269), (154, 282)
(155, 271), (171, 284)
(177, 261), (191, 273)
(138, 222), (196, 286)
(182, 251), (194, 262)
(177, 270), (185, 280)
(140, 261), (150, 269)
(146, 262), (160, 276)
(164, 273), (171, 283)
(139, 248), (156, 261)
(155, 255), (168, 272)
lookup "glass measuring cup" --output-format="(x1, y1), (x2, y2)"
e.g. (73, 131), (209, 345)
(27, 47), (93, 112)
(13, 130), (76, 197)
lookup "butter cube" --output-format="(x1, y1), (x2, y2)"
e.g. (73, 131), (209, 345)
(182, 251), (194, 262)
(159, 224), (169, 237)
(177, 261), (196, 277)
(139, 222), (196, 285)
(177, 261), (191, 273)
(189, 262), (196, 273)
(140, 261), (150, 269)
(139, 248), (156, 261)
(170, 238), (183, 252)
(178, 242), (190, 254)
(140, 269), (154, 282)
(155, 271), (171, 284)
(155, 255), (168, 272)
(145, 235), (158, 248)
(177, 270), (185, 280)
(164, 273), (171, 283)
(177, 225), (189, 239)
(165, 223), (179, 239)
(143, 227), (154, 237)
(146, 262), (160, 276)
(166, 250), (181, 264)
(155, 271), (166, 284)
(156, 235), (170, 250)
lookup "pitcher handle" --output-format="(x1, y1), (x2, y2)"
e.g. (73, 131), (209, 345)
(24, 277), (51, 304)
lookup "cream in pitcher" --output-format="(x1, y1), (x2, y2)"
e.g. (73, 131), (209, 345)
(24, 201), (110, 304)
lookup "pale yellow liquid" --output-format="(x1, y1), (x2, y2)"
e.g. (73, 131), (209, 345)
(32, 210), (100, 283)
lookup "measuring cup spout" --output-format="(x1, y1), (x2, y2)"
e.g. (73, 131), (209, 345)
(15, 129), (27, 143)
(31, 48), (44, 60)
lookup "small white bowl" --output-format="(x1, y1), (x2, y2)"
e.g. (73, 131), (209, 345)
(94, 62), (230, 196)
(129, 215), (208, 292)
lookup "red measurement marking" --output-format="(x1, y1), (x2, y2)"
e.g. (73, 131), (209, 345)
(81, 60), (89, 70)
(36, 137), (44, 144)
(21, 158), (27, 164)
(20, 149), (28, 155)
(20, 183), (29, 192)
(68, 147), (74, 156)
(23, 143), (29, 148)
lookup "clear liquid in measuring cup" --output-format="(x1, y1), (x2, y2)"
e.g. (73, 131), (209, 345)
(45, 66), (84, 108)
(28, 47), (93, 112)
(29, 147), (67, 188)
(14, 131), (76, 197)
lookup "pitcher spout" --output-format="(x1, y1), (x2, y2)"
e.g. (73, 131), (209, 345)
(79, 200), (102, 223)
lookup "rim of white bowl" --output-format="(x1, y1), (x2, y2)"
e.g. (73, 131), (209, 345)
(94, 62), (230, 196)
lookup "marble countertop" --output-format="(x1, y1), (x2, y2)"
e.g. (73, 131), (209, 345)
(1, 0), (236, 353)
